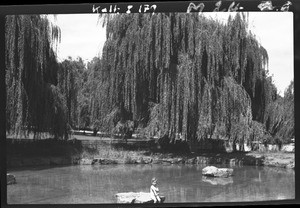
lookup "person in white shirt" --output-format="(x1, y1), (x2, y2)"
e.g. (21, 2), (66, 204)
(150, 177), (161, 203)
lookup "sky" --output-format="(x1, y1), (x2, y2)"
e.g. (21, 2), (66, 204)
(50, 12), (293, 96)
(49, 14), (106, 63)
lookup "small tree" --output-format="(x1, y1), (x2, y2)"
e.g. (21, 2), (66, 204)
(114, 120), (135, 143)
(92, 119), (101, 136)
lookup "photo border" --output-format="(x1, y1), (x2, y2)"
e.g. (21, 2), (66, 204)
(0, 0), (298, 207)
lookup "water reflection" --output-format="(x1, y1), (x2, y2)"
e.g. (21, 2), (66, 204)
(202, 176), (233, 185)
(7, 164), (295, 204)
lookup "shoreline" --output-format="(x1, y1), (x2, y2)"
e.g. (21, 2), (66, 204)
(7, 151), (294, 170)
(6, 137), (294, 170)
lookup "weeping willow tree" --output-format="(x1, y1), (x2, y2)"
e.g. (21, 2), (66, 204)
(57, 57), (87, 131)
(85, 57), (102, 134)
(94, 12), (278, 150)
(5, 15), (66, 139)
(263, 80), (294, 144)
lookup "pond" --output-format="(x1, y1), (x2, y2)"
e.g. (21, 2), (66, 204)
(7, 164), (295, 204)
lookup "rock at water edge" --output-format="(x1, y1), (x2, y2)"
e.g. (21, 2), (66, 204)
(79, 158), (93, 165)
(281, 144), (294, 153)
(202, 166), (233, 178)
(7, 173), (16, 185)
(116, 192), (165, 203)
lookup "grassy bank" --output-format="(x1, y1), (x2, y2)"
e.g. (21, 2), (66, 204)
(6, 138), (294, 169)
(247, 152), (295, 168)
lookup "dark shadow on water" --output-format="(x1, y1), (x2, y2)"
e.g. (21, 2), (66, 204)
(7, 138), (84, 170)
(8, 164), (78, 172)
(7, 138), (83, 157)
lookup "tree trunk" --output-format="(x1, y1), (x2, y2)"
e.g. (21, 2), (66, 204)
(232, 138), (237, 152)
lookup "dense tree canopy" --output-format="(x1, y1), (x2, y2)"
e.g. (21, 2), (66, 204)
(89, 12), (284, 149)
(5, 15), (66, 139)
(263, 80), (294, 143)
(5, 13), (294, 149)
(57, 57), (86, 130)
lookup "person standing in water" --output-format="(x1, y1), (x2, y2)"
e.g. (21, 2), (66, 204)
(150, 177), (161, 203)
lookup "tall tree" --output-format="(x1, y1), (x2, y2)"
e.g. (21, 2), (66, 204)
(57, 57), (86, 130)
(5, 15), (66, 139)
(93, 12), (278, 150)
(264, 80), (294, 144)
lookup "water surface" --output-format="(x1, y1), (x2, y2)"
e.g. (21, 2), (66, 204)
(7, 164), (295, 204)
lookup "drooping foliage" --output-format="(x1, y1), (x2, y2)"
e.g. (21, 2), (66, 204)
(263, 80), (294, 144)
(57, 56), (95, 132)
(5, 15), (65, 139)
(86, 57), (103, 132)
(93, 12), (278, 149)
(57, 57), (84, 130)
(6, 13), (292, 148)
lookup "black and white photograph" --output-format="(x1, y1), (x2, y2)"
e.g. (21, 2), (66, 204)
(2, 0), (296, 205)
